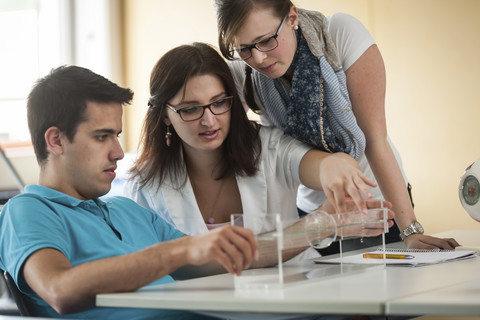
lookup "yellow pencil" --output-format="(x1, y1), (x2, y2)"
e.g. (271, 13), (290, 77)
(362, 253), (414, 260)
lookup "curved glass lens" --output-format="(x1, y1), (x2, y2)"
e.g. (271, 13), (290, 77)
(235, 16), (285, 60)
(256, 37), (278, 51)
(237, 37), (278, 59)
(178, 106), (203, 120)
(237, 47), (252, 60)
(209, 97), (232, 113)
(304, 210), (337, 249)
(176, 97), (233, 121)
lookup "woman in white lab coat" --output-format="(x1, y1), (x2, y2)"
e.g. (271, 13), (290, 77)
(124, 42), (383, 260)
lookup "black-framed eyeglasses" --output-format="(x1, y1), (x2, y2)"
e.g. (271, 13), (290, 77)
(166, 96), (233, 121)
(232, 16), (287, 60)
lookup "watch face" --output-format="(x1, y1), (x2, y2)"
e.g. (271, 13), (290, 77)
(462, 175), (480, 206)
(414, 221), (424, 233)
(400, 222), (424, 240)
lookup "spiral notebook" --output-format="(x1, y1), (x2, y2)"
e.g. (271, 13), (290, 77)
(315, 248), (478, 267)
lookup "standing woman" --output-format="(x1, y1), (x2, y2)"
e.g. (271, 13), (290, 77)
(214, 0), (458, 250)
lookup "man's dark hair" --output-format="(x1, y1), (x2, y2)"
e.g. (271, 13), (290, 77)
(27, 65), (134, 165)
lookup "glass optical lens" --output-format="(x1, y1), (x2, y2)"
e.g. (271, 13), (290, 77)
(211, 98), (230, 112)
(179, 107), (202, 120)
(257, 37), (277, 51)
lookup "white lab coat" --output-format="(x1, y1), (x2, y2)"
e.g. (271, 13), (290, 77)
(124, 126), (320, 260)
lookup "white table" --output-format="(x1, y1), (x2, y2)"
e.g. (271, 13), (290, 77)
(96, 230), (480, 317)
(386, 229), (480, 316)
(387, 278), (480, 316)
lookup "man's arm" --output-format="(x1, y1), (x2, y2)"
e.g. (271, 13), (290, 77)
(23, 225), (256, 314)
(172, 200), (395, 280)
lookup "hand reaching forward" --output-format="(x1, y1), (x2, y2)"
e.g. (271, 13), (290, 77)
(318, 198), (392, 215)
(318, 153), (377, 213)
(404, 233), (460, 251)
(314, 199), (395, 238)
(182, 225), (258, 275)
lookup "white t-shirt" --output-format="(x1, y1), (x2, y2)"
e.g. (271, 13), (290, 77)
(228, 13), (408, 212)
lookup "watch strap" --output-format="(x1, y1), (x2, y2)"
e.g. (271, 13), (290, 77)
(400, 221), (424, 240)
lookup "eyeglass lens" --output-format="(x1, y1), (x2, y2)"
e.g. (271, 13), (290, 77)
(235, 16), (286, 60)
(178, 97), (232, 121)
(237, 37), (278, 60)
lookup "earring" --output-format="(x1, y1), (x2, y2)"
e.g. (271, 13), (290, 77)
(165, 125), (172, 147)
(294, 25), (298, 31)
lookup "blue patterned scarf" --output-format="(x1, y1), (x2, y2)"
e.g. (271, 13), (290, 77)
(253, 9), (365, 160)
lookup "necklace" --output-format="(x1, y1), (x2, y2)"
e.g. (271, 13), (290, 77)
(190, 176), (226, 224)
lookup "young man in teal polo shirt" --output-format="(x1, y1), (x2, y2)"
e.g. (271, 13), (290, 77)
(0, 65), (257, 319)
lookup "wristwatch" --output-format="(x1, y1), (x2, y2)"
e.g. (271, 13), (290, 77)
(399, 221), (424, 240)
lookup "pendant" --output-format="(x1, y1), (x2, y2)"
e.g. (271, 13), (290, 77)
(207, 217), (215, 224)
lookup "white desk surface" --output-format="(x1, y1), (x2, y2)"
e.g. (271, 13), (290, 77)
(96, 230), (480, 317)
(435, 229), (480, 247)
(387, 278), (480, 316)
(386, 229), (480, 316)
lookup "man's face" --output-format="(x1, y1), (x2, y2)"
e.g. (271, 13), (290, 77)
(59, 101), (124, 200)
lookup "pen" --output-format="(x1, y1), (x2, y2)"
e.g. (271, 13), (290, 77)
(362, 253), (414, 260)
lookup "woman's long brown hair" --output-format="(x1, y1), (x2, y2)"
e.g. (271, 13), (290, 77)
(129, 42), (261, 190)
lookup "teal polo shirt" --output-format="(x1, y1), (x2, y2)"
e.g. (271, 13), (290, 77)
(0, 185), (197, 319)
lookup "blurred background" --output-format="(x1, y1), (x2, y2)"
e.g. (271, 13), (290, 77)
(1, 0), (480, 234)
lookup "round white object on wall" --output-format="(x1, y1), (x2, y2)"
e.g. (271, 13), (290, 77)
(459, 158), (480, 222)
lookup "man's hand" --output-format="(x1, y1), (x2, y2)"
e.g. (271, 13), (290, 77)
(183, 225), (258, 275)
(21, 225), (258, 314)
